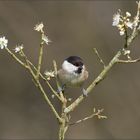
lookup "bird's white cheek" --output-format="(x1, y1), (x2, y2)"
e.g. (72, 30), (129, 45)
(62, 60), (77, 73)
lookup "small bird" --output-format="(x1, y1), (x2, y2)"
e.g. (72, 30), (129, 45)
(57, 56), (88, 95)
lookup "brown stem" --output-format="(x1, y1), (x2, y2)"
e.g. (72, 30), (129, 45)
(36, 42), (44, 79)
(59, 96), (69, 140)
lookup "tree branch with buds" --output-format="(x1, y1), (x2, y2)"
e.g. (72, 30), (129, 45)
(69, 108), (107, 126)
(64, 1), (140, 114)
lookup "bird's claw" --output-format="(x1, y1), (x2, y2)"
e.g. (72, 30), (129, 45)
(57, 84), (66, 94)
(57, 87), (63, 94)
(82, 88), (88, 97)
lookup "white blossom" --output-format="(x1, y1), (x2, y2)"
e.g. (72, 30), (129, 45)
(14, 44), (24, 53)
(126, 12), (131, 17)
(123, 49), (131, 55)
(119, 30), (125, 36)
(44, 70), (55, 80)
(112, 13), (121, 26)
(34, 22), (44, 32)
(126, 21), (133, 29)
(42, 34), (51, 45)
(68, 98), (72, 102)
(0, 36), (8, 49)
(51, 94), (55, 99)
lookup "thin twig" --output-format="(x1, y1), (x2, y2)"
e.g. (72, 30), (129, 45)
(53, 60), (65, 102)
(64, 50), (122, 114)
(117, 58), (140, 63)
(53, 61), (69, 140)
(5, 47), (28, 69)
(6, 47), (62, 123)
(53, 60), (60, 89)
(93, 48), (106, 68)
(36, 42), (44, 79)
(69, 108), (107, 126)
(27, 60), (62, 101)
(23, 57), (62, 123)
(127, 1), (140, 46)
(36, 80), (62, 123)
(22, 53), (62, 123)
(64, 2), (140, 114)
(124, 25), (128, 48)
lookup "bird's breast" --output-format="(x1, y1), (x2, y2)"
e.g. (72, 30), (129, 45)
(57, 69), (88, 87)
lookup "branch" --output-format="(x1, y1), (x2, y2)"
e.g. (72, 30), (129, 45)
(27, 60), (62, 101)
(53, 60), (65, 102)
(64, 2), (140, 114)
(37, 80), (62, 123)
(5, 47), (28, 69)
(25, 60), (62, 123)
(127, 1), (140, 46)
(93, 48), (106, 68)
(6, 47), (62, 123)
(69, 108), (107, 126)
(36, 41), (44, 79)
(64, 50), (121, 114)
(117, 58), (140, 63)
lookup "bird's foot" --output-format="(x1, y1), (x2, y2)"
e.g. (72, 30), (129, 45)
(57, 84), (66, 94)
(82, 88), (88, 97)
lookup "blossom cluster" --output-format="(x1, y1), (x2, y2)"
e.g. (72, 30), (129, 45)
(0, 36), (8, 49)
(34, 22), (51, 45)
(112, 10), (140, 35)
(44, 70), (55, 80)
(14, 44), (24, 53)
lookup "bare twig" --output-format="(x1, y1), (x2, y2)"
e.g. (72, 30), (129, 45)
(27, 60), (62, 101)
(93, 48), (106, 68)
(36, 42), (44, 79)
(64, 2), (140, 114)
(69, 108), (107, 126)
(53, 60), (65, 102)
(24, 57), (63, 123)
(53, 61), (69, 140)
(124, 25), (128, 48)
(36, 80), (62, 123)
(6, 47), (62, 123)
(53, 60), (60, 90)
(117, 58), (140, 63)
(5, 47), (28, 69)
(127, 1), (140, 46)
(64, 50), (121, 114)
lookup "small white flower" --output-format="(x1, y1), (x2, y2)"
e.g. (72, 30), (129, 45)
(68, 98), (72, 102)
(44, 70), (55, 80)
(123, 49), (131, 55)
(112, 13), (121, 26)
(0, 36), (8, 49)
(42, 34), (51, 45)
(126, 21), (133, 29)
(119, 30), (125, 36)
(14, 44), (24, 53)
(34, 22), (44, 32)
(51, 94), (55, 99)
(126, 12), (131, 17)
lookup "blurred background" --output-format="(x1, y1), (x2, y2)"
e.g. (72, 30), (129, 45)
(0, 0), (140, 139)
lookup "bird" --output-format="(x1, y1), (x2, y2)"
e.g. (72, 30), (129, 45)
(57, 56), (88, 95)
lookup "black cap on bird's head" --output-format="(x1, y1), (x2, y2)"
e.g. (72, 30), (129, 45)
(65, 56), (84, 74)
(65, 56), (83, 67)
(59, 55), (88, 88)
